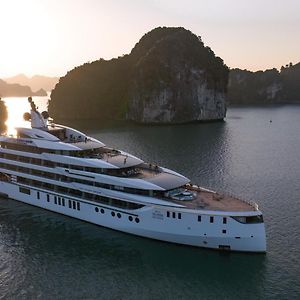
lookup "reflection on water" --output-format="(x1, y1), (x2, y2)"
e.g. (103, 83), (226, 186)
(2, 96), (48, 136)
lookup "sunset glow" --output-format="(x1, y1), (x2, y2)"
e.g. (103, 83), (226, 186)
(0, 0), (299, 77)
(4, 97), (48, 136)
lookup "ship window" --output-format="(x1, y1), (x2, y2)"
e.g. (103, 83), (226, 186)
(19, 187), (30, 195)
(223, 217), (227, 224)
(95, 207), (99, 212)
(222, 229), (227, 234)
(172, 212), (176, 218)
(198, 215), (202, 222)
(54, 196), (57, 204)
(231, 215), (264, 224)
(62, 198), (65, 206)
(44, 160), (55, 168)
(37, 191), (40, 199)
(114, 185), (124, 191)
(58, 197), (61, 205)
(117, 213), (121, 218)
(84, 192), (93, 200)
(47, 194), (50, 202)
(68, 200), (72, 208)
(77, 202), (80, 211)
(210, 216), (214, 223)
(111, 211), (115, 217)
(167, 211), (170, 218)
(100, 209), (105, 214)
(128, 216), (133, 221)
(135, 218), (140, 223)
(127, 202), (144, 210)
(72, 201), (76, 209)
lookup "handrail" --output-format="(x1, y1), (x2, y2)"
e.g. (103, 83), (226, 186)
(185, 183), (259, 211)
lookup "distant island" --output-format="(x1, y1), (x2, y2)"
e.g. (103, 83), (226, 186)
(228, 63), (300, 105)
(49, 27), (229, 124)
(5, 74), (59, 93)
(0, 79), (47, 98)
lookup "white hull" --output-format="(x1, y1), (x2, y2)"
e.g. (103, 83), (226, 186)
(0, 181), (267, 252)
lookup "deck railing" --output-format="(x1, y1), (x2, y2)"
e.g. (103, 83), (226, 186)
(185, 183), (259, 211)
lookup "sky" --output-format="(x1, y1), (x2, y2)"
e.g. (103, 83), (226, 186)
(0, 0), (299, 78)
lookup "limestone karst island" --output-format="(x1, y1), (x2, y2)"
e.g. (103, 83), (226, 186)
(49, 27), (229, 124)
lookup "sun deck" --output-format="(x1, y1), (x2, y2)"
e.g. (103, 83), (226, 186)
(170, 186), (258, 212)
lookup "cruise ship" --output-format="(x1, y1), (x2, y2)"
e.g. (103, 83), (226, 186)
(0, 98), (266, 252)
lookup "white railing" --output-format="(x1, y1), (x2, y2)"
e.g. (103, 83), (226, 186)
(186, 183), (259, 211)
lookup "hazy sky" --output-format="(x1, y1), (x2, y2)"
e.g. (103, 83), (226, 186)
(0, 0), (299, 77)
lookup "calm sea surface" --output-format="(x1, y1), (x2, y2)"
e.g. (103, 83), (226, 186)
(0, 97), (299, 299)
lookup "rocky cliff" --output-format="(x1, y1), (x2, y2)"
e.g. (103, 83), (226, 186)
(127, 28), (228, 123)
(49, 27), (229, 123)
(228, 63), (300, 104)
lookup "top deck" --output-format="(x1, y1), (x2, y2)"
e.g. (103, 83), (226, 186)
(170, 186), (258, 212)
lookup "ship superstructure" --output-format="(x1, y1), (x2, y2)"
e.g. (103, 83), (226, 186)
(0, 98), (266, 252)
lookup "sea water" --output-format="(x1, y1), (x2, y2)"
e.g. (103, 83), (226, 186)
(0, 98), (299, 299)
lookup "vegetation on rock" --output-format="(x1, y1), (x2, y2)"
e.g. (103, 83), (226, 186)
(228, 62), (300, 104)
(49, 27), (229, 123)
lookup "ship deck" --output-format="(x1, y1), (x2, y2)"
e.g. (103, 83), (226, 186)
(170, 187), (258, 212)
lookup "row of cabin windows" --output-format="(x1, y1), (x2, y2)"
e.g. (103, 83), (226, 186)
(15, 176), (144, 210)
(54, 196), (65, 207)
(0, 150), (89, 171)
(1, 141), (109, 158)
(21, 186), (81, 212)
(47, 193), (80, 210)
(0, 147), (159, 181)
(0, 152), (99, 172)
(166, 211), (182, 219)
(198, 215), (227, 224)
(0, 142), (85, 156)
(1, 141), (123, 161)
(94, 206), (140, 223)
(69, 199), (80, 210)
(0, 160), (153, 197)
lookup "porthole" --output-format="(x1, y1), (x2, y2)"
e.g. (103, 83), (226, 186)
(111, 211), (115, 217)
(117, 213), (121, 219)
(100, 209), (105, 214)
(222, 229), (227, 234)
(128, 216), (133, 222)
(95, 207), (99, 212)
(135, 217), (140, 223)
